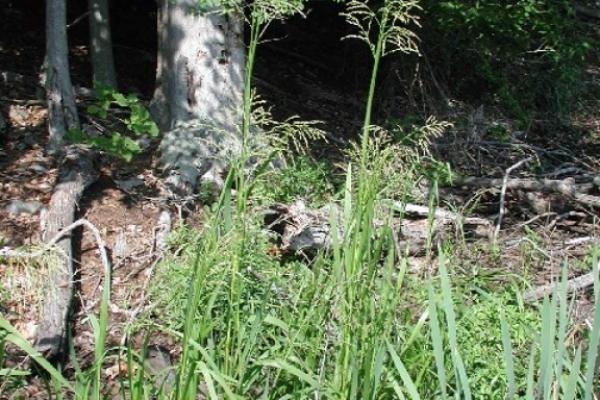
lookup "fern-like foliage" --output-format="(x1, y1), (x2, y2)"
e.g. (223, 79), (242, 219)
(198, 0), (305, 24)
(346, 116), (451, 198)
(341, 0), (422, 57)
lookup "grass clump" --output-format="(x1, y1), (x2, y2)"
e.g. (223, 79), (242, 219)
(456, 291), (541, 398)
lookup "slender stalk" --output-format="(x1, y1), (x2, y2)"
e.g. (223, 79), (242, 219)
(238, 11), (260, 212)
(360, 10), (388, 164)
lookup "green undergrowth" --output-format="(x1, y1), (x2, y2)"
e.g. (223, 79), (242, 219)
(252, 155), (338, 206)
(145, 222), (547, 399)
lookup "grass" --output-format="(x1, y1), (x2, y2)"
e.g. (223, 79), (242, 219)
(1, 177), (600, 398)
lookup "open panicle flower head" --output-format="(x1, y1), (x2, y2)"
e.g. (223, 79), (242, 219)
(342, 0), (422, 57)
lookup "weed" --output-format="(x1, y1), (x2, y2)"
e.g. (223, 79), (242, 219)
(67, 84), (159, 161)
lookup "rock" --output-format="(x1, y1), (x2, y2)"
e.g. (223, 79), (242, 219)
(144, 347), (175, 393)
(155, 210), (171, 251)
(28, 163), (48, 175)
(114, 175), (144, 192)
(36, 182), (53, 193)
(135, 136), (152, 151)
(113, 229), (127, 259)
(0, 231), (8, 246)
(6, 200), (43, 216)
(74, 86), (96, 99)
(157, 119), (241, 197)
(8, 105), (30, 127)
(82, 123), (102, 138)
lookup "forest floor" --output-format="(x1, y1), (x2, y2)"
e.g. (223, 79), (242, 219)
(1, 2), (600, 398)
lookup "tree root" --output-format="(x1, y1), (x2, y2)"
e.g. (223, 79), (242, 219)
(33, 146), (98, 359)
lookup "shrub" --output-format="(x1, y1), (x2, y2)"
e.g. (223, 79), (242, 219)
(422, 0), (591, 120)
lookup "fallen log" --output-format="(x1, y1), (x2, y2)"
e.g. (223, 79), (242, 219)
(266, 200), (491, 256)
(35, 146), (98, 359)
(454, 175), (600, 208)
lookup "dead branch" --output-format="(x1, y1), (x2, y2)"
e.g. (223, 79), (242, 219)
(574, 3), (600, 19)
(0, 219), (110, 285)
(524, 268), (598, 303)
(455, 175), (600, 208)
(495, 157), (534, 242)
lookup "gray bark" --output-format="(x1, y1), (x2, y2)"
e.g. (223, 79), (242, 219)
(35, 147), (98, 359)
(151, 0), (246, 197)
(88, 0), (117, 88)
(46, 0), (80, 154)
(524, 271), (597, 303)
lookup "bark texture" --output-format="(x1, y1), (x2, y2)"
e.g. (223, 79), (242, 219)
(46, 0), (79, 154)
(151, 0), (245, 132)
(35, 147), (98, 359)
(88, 0), (117, 88)
(151, 0), (246, 197)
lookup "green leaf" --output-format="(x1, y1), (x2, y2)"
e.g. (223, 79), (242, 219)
(147, 121), (160, 137)
(112, 92), (129, 107)
(86, 104), (105, 117)
(66, 128), (87, 143)
(387, 341), (421, 400)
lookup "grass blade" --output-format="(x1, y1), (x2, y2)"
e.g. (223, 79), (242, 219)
(258, 359), (318, 388)
(0, 317), (72, 391)
(438, 253), (472, 400)
(427, 284), (447, 400)
(525, 345), (537, 400)
(564, 346), (582, 400)
(500, 312), (516, 400)
(387, 341), (421, 400)
(584, 252), (600, 400)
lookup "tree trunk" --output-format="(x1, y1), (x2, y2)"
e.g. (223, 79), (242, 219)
(151, 0), (246, 197)
(46, 0), (79, 154)
(88, 0), (117, 88)
(35, 147), (98, 359)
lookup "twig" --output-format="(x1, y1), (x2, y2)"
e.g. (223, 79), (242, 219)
(120, 252), (163, 346)
(494, 156), (534, 243)
(565, 236), (599, 248)
(524, 267), (599, 303)
(67, 11), (90, 29)
(516, 212), (557, 229)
